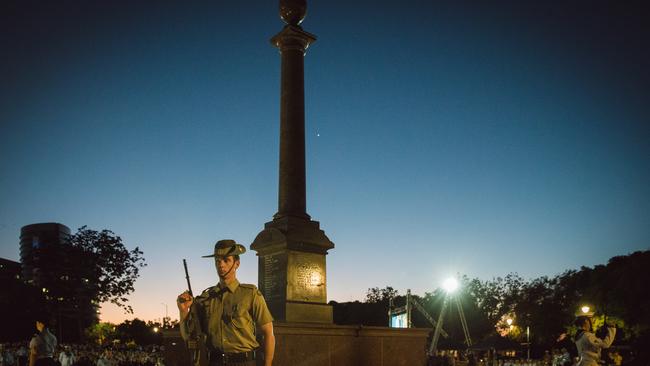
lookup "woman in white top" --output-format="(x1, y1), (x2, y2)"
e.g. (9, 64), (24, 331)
(573, 316), (616, 366)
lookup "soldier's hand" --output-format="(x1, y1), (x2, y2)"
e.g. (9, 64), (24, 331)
(177, 291), (193, 315)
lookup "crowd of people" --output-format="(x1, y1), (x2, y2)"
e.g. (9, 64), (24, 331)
(429, 347), (626, 366)
(0, 343), (165, 366)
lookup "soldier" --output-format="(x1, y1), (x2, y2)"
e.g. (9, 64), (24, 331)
(574, 315), (616, 366)
(177, 240), (275, 366)
(28, 315), (57, 366)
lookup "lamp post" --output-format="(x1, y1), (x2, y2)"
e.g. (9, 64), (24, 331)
(526, 326), (530, 360)
(430, 277), (462, 356)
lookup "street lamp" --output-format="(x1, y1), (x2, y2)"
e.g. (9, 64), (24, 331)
(153, 327), (159, 333)
(430, 278), (458, 356)
(430, 277), (471, 356)
(442, 277), (459, 293)
(161, 302), (168, 326)
(581, 306), (590, 314)
(526, 326), (531, 360)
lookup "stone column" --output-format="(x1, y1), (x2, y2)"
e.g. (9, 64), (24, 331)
(272, 24), (315, 220)
(251, 0), (334, 323)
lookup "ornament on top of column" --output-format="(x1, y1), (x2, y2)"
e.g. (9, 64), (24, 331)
(280, 0), (307, 26)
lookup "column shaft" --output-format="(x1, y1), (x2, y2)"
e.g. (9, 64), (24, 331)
(277, 46), (308, 219)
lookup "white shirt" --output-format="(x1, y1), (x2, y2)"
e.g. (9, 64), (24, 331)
(575, 327), (616, 366)
(58, 352), (75, 366)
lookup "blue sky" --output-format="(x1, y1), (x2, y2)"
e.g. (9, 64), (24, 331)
(1, 0), (648, 323)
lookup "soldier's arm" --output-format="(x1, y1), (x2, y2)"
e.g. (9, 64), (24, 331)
(249, 287), (274, 366)
(260, 322), (275, 366)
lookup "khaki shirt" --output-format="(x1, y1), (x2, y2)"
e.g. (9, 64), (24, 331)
(181, 280), (273, 353)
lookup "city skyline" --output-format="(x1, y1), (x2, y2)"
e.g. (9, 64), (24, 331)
(1, 0), (648, 324)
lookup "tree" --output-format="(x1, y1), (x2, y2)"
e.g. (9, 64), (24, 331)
(86, 322), (118, 345)
(27, 226), (146, 342)
(467, 273), (524, 328)
(115, 318), (162, 345)
(365, 286), (398, 303)
(513, 276), (565, 351)
(335, 251), (649, 362)
(66, 226), (146, 313)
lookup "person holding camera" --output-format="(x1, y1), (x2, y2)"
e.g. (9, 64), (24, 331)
(574, 315), (616, 366)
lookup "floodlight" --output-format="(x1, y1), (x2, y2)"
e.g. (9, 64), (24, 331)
(442, 277), (459, 293)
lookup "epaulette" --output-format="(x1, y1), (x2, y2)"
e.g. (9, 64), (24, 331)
(239, 283), (258, 290)
(195, 286), (217, 301)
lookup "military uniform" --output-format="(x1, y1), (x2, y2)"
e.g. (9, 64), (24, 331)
(180, 240), (274, 366)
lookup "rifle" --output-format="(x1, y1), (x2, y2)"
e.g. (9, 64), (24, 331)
(182, 259), (207, 366)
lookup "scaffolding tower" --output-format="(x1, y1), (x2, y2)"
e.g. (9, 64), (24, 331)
(388, 289), (472, 356)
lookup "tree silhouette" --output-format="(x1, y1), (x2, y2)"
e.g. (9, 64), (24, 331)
(66, 226), (147, 313)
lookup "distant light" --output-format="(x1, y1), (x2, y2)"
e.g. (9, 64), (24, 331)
(581, 306), (590, 314)
(442, 277), (459, 293)
(153, 327), (159, 333)
(506, 318), (513, 326)
(42, 288), (48, 293)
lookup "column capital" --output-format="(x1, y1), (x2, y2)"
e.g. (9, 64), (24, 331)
(271, 25), (317, 53)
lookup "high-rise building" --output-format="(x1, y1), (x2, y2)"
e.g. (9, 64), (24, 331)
(20, 223), (71, 285)
(19, 223), (99, 342)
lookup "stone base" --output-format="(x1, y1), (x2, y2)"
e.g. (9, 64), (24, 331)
(273, 323), (430, 366)
(252, 216), (335, 323)
(163, 324), (431, 366)
(161, 330), (192, 366)
(285, 301), (332, 323)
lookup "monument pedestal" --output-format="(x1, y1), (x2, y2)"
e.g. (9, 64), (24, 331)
(252, 216), (334, 323)
(163, 325), (431, 366)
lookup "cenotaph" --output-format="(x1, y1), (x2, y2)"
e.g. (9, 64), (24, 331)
(164, 3), (431, 364)
(251, 0), (334, 324)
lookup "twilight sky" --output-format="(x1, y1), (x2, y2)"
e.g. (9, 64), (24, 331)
(1, 0), (648, 324)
